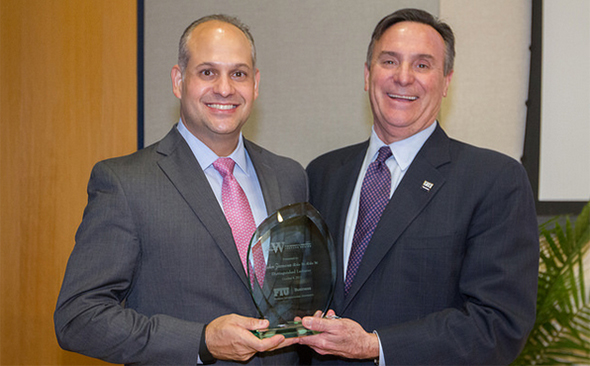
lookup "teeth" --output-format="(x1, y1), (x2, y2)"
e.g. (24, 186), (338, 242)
(387, 94), (417, 101)
(207, 104), (237, 110)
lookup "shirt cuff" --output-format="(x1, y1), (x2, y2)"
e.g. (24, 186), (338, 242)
(198, 324), (216, 364)
(374, 330), (385, 365)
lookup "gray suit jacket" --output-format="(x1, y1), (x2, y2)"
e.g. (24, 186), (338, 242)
(305, 125), (539, 365)
(55, 127), (308, 365)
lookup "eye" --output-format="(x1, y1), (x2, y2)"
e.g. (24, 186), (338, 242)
(415, 62), (432, 70)
(233, 71), (247, 79)
(381, 59), (398, 68)
(199, 69), (215, 78)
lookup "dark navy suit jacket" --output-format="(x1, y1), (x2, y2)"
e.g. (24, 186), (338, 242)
(306, 125), (539, 365)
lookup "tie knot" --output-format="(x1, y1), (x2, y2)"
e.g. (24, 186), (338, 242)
(376, 146), (392, 164)
(212, 157), (236, 177)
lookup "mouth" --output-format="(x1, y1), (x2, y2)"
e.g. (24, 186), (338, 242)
(387, 94), (418, 101)
(206, 103), (238, 110)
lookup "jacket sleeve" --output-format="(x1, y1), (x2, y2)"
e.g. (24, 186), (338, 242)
(54, 161), (202, 365)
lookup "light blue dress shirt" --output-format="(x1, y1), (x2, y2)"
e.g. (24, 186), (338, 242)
(176, 120), (268, 226)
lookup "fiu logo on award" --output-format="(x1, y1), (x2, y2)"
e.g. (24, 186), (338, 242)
(273, 287), (290, 297)
(271, 241), (285, 254)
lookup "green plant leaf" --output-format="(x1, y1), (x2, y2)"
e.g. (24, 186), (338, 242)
(512, 201), (590, 366)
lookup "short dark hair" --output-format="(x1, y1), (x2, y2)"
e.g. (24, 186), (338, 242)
(177, 14), (256, 74)
(366, 8), (455, 76)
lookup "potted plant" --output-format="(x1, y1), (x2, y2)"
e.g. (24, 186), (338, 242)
(512, 202), (590, 365)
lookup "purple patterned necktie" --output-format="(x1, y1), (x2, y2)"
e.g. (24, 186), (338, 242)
(213, 158), (265, 285)
(345, 146), (392, 296)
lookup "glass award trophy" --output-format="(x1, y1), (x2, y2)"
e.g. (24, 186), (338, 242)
(247, 202), (336, 339)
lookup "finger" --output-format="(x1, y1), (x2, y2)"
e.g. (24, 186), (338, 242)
(265, 335), (301, 352)
(297, 332), (321, 346)
(256, 334), (285, 351)
(280, 336), (301, 347)
(244, 317), (270, 331)
(307, 344), (333, 356)
(324, 309), (337, 318)
(302, 316), (331, 332)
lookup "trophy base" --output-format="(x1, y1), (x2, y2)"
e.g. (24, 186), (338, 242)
(251, 321), (319, 339)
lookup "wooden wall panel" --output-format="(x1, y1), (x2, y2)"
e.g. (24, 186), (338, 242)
(1, 0), (136, 364)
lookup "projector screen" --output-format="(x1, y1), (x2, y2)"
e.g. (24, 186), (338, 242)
(540, 0), (590, 202)
(524, 0), (589, 215)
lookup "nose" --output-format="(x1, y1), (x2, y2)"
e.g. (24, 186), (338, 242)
(393, 63), (414, 86)
(213, 74), (235, 97)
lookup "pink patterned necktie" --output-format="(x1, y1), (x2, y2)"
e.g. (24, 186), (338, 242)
(213, 158), (265, 285)
(345, 146), (392, 296)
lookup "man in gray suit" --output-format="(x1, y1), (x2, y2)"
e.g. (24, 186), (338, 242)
(55, 15), (306, 365)
(298, 8), (539, 365)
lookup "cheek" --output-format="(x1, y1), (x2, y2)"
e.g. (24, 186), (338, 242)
(423, 76), (447, 96)
(239, 85), (257, 102)
(184, 79), (208, 98)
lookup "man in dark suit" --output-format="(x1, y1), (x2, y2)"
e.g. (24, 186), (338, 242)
(55, 15), (306, 365)
(299, 8), (539, 365)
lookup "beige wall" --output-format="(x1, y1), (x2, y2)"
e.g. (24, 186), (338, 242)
(143, 0), (439, 166)
(440, 0), (531, 161)
(144, 0), (531, 165)
(0, 0), (136, 364)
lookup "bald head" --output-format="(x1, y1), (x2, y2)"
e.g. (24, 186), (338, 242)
(178, 14), (256, 74)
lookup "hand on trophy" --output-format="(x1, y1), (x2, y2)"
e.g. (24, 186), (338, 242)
(299, 310), (380, 360)
(205, 314), (299, 361)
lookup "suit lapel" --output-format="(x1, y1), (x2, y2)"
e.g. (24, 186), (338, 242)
(155, 128), (249, 287)
(343, 126), (452, 309)
(244, 139), (281, 215)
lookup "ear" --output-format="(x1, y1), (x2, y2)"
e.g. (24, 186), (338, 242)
(442, 70), (454, 97)
(364, 63), (370, 92)
(171, 65), (184, 99)
(253, 68), (260, 100)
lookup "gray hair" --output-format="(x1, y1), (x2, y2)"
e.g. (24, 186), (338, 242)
(366, 8), (455, 76)
(177, 14), (257, 74)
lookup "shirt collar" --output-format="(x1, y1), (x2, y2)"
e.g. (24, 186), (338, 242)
(368, 121), (437, 171)
(176, 119), (249, 174)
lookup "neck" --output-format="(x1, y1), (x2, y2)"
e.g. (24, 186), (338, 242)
(207, 138), (239, 157)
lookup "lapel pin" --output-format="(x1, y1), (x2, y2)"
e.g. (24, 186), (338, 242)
(421, 180), (434, 192)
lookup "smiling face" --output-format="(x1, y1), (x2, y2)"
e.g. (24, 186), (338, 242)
(365, 21), (453, 143)
(171, 20), (259, 156)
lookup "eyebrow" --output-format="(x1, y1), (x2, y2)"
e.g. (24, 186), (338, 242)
(378, 51), (436, 61)
(196, 62), (253, 70)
